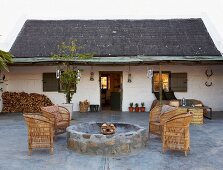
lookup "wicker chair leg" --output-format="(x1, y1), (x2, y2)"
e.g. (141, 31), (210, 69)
(28, 148), (32, 156)
(148, 129), (150, 139)
(50, 147), (54, 155)
(162, 148), (166, 154)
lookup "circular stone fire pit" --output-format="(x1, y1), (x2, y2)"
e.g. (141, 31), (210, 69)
(67, 122), (148, 156)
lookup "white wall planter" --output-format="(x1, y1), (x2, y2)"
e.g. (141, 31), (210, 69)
(61, 103), (73, 120)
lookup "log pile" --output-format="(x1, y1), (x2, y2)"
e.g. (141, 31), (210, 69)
(2, 92), (53, 113)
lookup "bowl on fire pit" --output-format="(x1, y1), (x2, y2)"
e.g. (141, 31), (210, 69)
(67, 122), (148, 156)
(101, 123), (116, 135)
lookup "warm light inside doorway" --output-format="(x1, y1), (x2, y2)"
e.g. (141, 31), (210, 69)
(101, 76), (108, 89)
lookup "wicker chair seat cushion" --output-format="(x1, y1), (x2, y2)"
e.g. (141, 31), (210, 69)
(42, 105), (63, 122)
(161, 105), (176, 114)
(169, 100), (180, 107)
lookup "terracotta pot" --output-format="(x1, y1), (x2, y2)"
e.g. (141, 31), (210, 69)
(135, 107), (140, 112)
(128, 107), (134, 112)
(140, 107), (145, 112)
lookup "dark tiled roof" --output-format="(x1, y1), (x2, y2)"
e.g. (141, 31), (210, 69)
(10, 19), (222, 57)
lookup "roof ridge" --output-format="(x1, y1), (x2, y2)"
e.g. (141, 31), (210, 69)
(26, 18), (202, 22)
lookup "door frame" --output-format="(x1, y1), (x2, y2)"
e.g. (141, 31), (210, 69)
(99, 71), (123, 111)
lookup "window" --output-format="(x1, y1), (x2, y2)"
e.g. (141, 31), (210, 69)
(152, 72), (187, 92)
(171, 73), (187, 92)
(43, 73), (77, 93)
(42, 73), (59, 92)
(152, 72), (170, 92)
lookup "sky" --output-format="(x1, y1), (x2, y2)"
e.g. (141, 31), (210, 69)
(0, 0), (223, 53)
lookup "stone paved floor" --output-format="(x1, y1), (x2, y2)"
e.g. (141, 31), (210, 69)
(0, 111), (223, 170)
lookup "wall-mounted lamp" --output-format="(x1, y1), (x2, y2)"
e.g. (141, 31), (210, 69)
(128, 73), (132, 83)
(147, 67), (153, 79)
(76, 69), (81, 80)
(56, 66), (61, 79)
(127, 65), (132, 83)
(90, 66), (94, 81)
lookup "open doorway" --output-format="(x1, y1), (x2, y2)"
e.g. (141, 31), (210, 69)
(99, 71), (122, 111)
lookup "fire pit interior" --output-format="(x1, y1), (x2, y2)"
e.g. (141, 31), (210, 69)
(67, 122), (148, 156)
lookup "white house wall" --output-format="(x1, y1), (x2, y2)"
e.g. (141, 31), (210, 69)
(4, 65), (223, 111)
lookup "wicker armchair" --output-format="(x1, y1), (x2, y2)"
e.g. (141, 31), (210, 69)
(149, 105), (162, 137)
(162, 113), (193, 156)
(23, 113), (54, 155)
(41, 105), (70, 136)
(149, 105), (184, 138)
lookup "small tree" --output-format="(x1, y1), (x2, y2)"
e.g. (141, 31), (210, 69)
(51, 40), (92, 103)
(0, 50), (13, 71)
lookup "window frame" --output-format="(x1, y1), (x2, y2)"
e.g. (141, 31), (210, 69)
(152, 71), (171, 92)
(170, 72), (187, 92)
(42, 73), (59, 92)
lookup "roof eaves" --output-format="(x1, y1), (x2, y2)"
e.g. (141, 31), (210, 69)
(11, 56), (223, 66)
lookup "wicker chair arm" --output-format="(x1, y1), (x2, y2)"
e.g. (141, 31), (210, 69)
(23, 113), (54, 125)
(40, 109), (56, 118)
(149, 105), (162, 122)
(40, 110), (57, 125)
(165, 113), (192, 126)
(58, 106), (70, 121)
(160, 109), (178, 124)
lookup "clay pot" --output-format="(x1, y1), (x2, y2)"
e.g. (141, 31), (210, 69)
(135, 107), (140, 112)
(140, 107), (145, 112)
(129, 107), (134, 112)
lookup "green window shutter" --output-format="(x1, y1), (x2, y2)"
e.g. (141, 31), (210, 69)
(43, 73), (59, 92)
(171, 73), (187, 92)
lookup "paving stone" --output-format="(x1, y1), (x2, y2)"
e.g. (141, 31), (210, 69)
(0, 112), (223, 170)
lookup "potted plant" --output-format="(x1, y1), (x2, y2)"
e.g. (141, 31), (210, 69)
(51, 40), (92, 118)
(52, 40), (92, 103)
(140, 102), (145, 112)
(135, 103), (140, 112)
(129, 102), (134, 112)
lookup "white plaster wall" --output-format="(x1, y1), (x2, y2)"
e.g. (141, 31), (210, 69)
(4, 65), (223, 111)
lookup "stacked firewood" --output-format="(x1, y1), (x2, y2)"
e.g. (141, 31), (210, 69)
(79, 100), (90, 112)
(2, 92), (53, 113)
(101, 123), (116, 135)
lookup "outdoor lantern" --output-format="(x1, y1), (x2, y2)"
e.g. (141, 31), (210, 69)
(147, 69), (153, 79)
(90, 66), (94, 81)
(56, 67), (61, 79)
(127, 65), (132, 83)
(77, 69), (81, 80)
(128, 73), (132, 83)
(90, 72), (94, 81)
